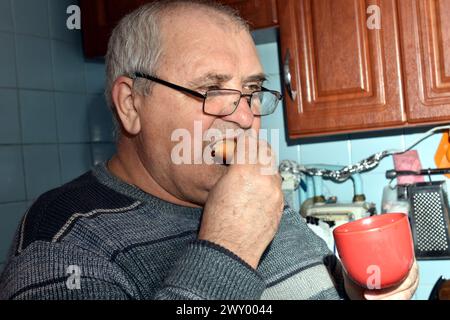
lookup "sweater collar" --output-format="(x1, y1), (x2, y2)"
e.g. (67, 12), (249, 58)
(91, 162), (203, 220)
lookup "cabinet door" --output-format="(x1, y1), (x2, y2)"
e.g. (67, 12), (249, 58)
(218, 0), (278, 29)
(278, 0), (406, 138)
(400, 0), (450, 123)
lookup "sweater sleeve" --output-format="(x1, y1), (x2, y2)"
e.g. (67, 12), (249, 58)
(153, 240), (266, 300)
(0, 239), (265, 300)
(0, 241), (137, 300)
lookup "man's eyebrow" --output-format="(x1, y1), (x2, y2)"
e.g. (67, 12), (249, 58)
(187, 73), (268, 87)
(187, 73), (233, 87)
(243, 73), (268, 83)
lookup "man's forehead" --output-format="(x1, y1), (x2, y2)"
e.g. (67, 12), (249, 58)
(158, 7), (262, 80)
(160, 7), (253, 54)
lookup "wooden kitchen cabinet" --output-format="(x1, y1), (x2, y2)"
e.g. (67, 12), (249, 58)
(80, 0), (277, 58)
(80, 0), (149, 58)
(400, 0), (450, 124)
(278, 0), (450, 138)
(278, 0), (406, 138)
(218, 0), (278, 29)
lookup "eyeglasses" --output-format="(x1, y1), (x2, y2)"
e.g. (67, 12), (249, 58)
(132, 72), (282, 117)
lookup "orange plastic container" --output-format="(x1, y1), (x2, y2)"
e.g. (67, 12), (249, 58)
(434, 132), (450, 179)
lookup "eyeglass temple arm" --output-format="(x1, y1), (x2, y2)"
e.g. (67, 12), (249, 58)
(133, 72), (206, 99)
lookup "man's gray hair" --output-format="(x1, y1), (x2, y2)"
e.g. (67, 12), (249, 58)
(105, 0), (250, 136)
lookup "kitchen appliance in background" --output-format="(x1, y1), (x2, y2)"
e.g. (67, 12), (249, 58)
(300, 165), (376, 253)
(279, 161), (376, 252)
(381, 184), (410, 214)
(304, 200), (375, 253)
(301, 165), (375, 220)
(384, 165), (450, 260)
(408, 181), (450, 260)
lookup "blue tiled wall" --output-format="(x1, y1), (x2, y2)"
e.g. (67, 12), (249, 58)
(256, 41), (450, 300)
(0, 0), (116, 269)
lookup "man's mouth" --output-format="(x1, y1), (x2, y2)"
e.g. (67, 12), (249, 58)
(204, 130), (243, 165)
(210, 139), (237, 164)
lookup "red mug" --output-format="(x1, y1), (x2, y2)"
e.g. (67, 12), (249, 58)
(333, 213), (414, 289)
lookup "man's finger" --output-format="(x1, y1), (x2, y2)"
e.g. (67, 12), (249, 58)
(364, 261), (419, 300)
(368, 275), (420, 300)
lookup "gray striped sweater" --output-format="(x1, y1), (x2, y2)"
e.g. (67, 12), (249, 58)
(0, 163), (345, 300)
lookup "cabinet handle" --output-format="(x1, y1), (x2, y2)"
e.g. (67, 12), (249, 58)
(283, 50), (297, 101)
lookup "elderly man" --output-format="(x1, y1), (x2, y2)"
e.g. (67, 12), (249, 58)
(0, 0), (418, 300)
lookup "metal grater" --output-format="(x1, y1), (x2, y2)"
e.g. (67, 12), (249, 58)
(408, 181), (450, 260)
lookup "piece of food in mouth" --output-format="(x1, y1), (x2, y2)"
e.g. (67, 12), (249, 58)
(211, 139), (236, 164)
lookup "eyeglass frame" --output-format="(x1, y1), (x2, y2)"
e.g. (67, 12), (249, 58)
(132, 72), (283, 117)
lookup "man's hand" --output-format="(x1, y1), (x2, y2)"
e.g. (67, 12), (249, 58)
(198, 133), (283, 269)
(344, 260), (420, 300)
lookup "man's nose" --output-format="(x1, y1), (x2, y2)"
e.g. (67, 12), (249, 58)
(222, 96), (254, 129)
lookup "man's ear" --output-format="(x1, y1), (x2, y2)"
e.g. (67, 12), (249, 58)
(111, 76), (142, 135)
